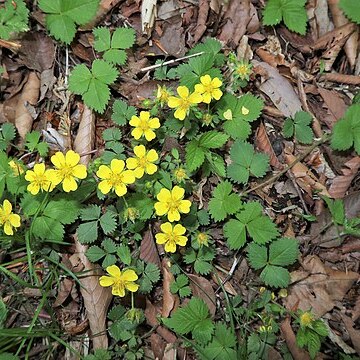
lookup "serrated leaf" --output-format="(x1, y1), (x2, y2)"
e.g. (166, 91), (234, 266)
(102, 254), (117, 268)
(117, 244), (131, 265)
(197, 209), (210, 225)
(0, 0), (29, 40)
(100, 211), (117, 234)
(38, 0), (100, 44)
(81, 205), (101, 221)
(179, 286), (191, 298)
(208, 181), (241, 222)
(199, 131), (229, 149)
(93, 27), (111, 52)
(68, 64), (92, 94)
(224, 219), (247, 250)
(112, 99), (137, 126)
(92, 59), (118, 84)
(102, 238), (117, 253)
(111, 27), (136, 49)
(246, 216), (279, 244)
(247, 243), (268, 270)
(77, 221), (98, 244)
(260, 264), (291, 288)
(43, 199), (80, 224)
(311, 320), (328, 337)
(306, 330), (321, 359)
(223, 118), (251, 140)
(268, 238), (299, 266)
(205, 153), (226, 177)
(339, 0), (360, 24)
(33, 216), (64, 242)
(103, 48), (127, 65)
(86, 245), (105, 262)
(1, 123), (16, 143)
(186, 140), (206, 172)
(283, 118), (295, 138)
(21, 193), (41, 217)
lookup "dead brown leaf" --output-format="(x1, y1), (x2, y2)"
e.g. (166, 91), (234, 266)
(340, 313), (360, 356)
(188, 274), (216, 317)
(149, 333), (166, 360)
(161, 258), (179, 318)
(192, 0), (209, 44)
(328, 157), (360, 199)
(53, 278), (74, 308)
(15, 72), (40, 140)
(317, 87), (347, 126)
(140, 227), (161, 268)
(285, 255), (359, 317)
(320, 72), (360, 85)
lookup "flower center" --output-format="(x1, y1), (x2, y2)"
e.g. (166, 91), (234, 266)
(237, 65), (248, 76)
(109, 172), (124, 187)
(204, 84), (214, 93)
(59, 165), (74, 178)
(139, 119), (150, 131)
(138, 156), (147, 167)
(113, 278), (125, 294)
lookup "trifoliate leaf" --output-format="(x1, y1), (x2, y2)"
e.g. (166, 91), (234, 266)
(100, 211), (117, 235)
(69, 60), (118, 113)
(38, 0), (100, 44)
(186, 139), (206, 172)
(111, 27), (136, 49)
(93, 27), (111, 52)
(283, 111), (314, 144)
(184, 248), (215, 275)
(43, 199), (80, 224)
(0, 0), (29, 40)
(86, 245), (105, 262)
(223, 118), (251, 140)
(112, 99), (137, 126)
(268, 238), (299, 266)
(246, 215), (279, 244)
(208, 181), (241, 222)
(77, 221), (98, 244)
(262, 0), (308, 35)
(189, 37), (224, 67)
(227, 141), (269, 184)
(33, 216), (64, 243)
(331, 104), (360, 154)
(80, 205), (101, 221)
(199, 131), (229, 149)
(102, 238), (118, 253)
(223, 219), (247, 250)
(260, 264), (291, 288)
(164, 297), (214, 344)
(247, 243), (268, 270)
(339, 0), (360, 24)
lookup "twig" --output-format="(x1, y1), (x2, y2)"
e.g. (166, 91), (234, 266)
(241, 134), (329, 196)
(140, 52), (204, 72)
(64, 46), (69, 85)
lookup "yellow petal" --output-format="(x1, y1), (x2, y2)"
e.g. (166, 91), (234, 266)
(112, 286), (125, 297)
(46, 169), (62, 185)
(98, 180), (112, 194)
(33, 163), (46, 175)
(175, 235), (188, 247)
(121, 269), (138, 282)
(27, 183), (40, 195)
(155, 233), (168, 244)
(139, 111), (150, 121)
(72, 164), (87, 179)
(62, 177), (78, 192)
(200, 74), (211, 86)
(65, 150), (80, 166)
(122, 170), (135, 184)
(3, 222), (13, 236)
(172, 186), (185, 201)
(202, 93), (212, 104)
(114, 183), (127, 197)
(51, 152), (65, 169)
(194, 83), (205, 94)
(144, 129), (156, 141)
(173, 224), (186, 235)
(106, 265), (121, 278)
(154, 202), (169, 216)
(133, 167), (144, 179)
(126, 157), (139, 170)
(25, 170), (36, 182)
(145, 163), (157, 175)
(168, 97), (182, 109)
(212, 88), (223, 100)
(157, 188), (171, 202)
(211, 77), (222, 87)
(99, 275), (114, 287)
(129, 115), (140, 127)
(9, 214), (20, 228)
(189, 92), (202, 104)
(133, 145), (146, 158)
(168, 209), (180, 222)
(96, 165), (111, 179)
(177, 86), (189, 99)
(125, 282), (139, 292)
(178, 199), (191, 214)
(174, 108), (186, 120)
(110, 159), (125, 174)
(160, 222), (173, 234)
(146, 149), (158, 162)
(164, 241), (176, 253)
(131, 128), (143, 140)
(148, 118), (160, 129)
(3, 200), (12, 214)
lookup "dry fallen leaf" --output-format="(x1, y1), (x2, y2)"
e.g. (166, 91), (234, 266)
(161, 258), (179, 318)
(340, 313), (360, 356)
(140, 227), (161, 268)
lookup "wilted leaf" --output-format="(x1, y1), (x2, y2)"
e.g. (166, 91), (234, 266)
(140, 227), (161, 268)
(162, 258), (179, 318)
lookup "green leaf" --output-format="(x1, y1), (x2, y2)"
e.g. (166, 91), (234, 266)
(246, 215), (279, 244)
(69, 60), (118, 113)
(38, 0), (100, 44)
(112, 99), (137, 126)
(205, 153), (226, 178)
(117, 244), (131, 265)
(164, 297), (214, 344)
(21, 193), (41, 217)
(102, 254), (117, 267)
(199, 131), (229, 149)
(77, 221), (98, 244)
(311, 320), (328, 337)
(186, 139), (206, 172)
(283, 118), (294, 138)
(208, 181), (241, 222)
(306, 330), (321, 359)
(260, 264), (291, 288)
(100, 211), (117, 234)
(111, 27), (136, 49)
(223, 219), (246, 250)
(339, 0), (360, 24)
(263, 0), (307, 35)
(227, 141), (269, 184)
(81, 205), (101, 221)
(43, 199), (80, 224)
(102, 238), (117, 253)
(86, 245), (105, 262)
(268, 238), (299, 266)
(247, 243), (268, 270)
(33, 216), (64, 242)
(0, 0), (29, 40)
(0, 123), (16, 151)
(223, 118), (251, 140)
(284, 111), (314, 144)
(103, 49), (127, 65)
(93, 27), (111, 52)
(331, 104), (360, 154)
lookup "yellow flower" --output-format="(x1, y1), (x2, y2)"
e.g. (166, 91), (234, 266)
(194, 75), (223, 104)
(99, 265), (139, 297)
(155, 222), (188, 253)
(299, 311), (313, 327)
(8, 160), (24, 176)
(0, 199), (21, 235)
(196, 232), (209, 246)
(156, 85), (171, 105)
(25, 163), (55, 195)
(154, 186), (191, 222)
(167, 86), (202, 120)
(173, 167), (188, 183)
(126, 145), (158, 179)
(96, 159), (135, 197)
(129, 111), (160, 141)
(47, 150), (87, 192)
